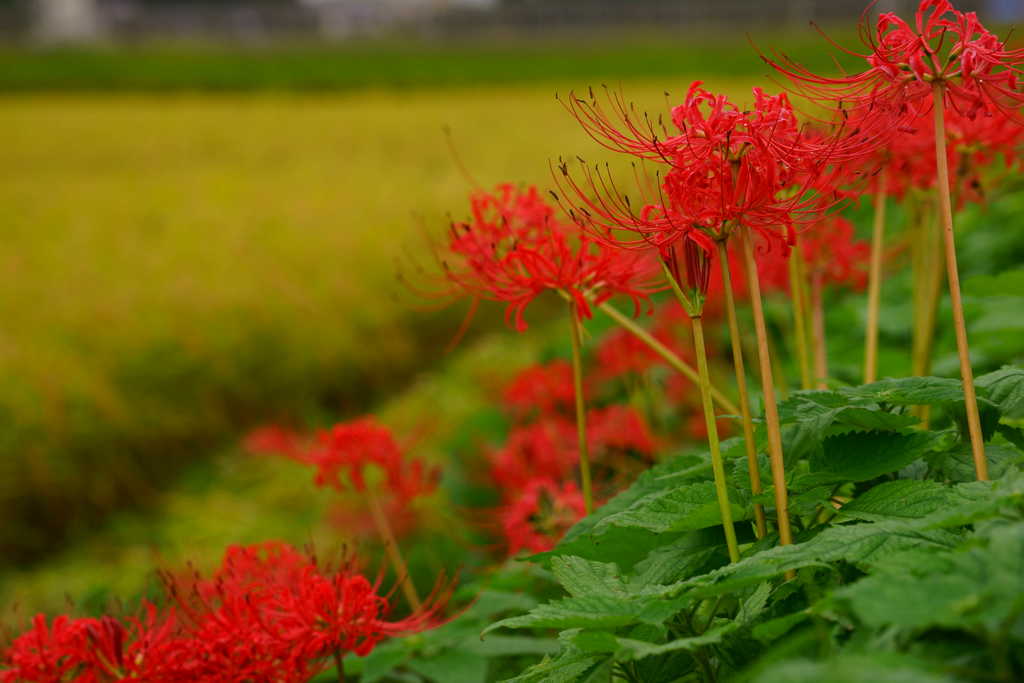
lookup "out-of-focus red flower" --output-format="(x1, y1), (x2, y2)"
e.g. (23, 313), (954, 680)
(437, 183), (659, 331)
(502, 360), (578, 417)
(587, 405), (657, 457)
(243, 424), (304, 459)
(501, 479), (587, 555)
(800, 216), (871, 291)
(595, 326), (668, 379)
(293, 417), (439, 505)
(489, 418), (578, 497)
(765, 0), (1024, 122)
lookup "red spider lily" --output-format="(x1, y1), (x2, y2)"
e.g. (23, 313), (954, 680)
(587, 404), (657, 457)
(554, 82), (864, 256)
(2, 605), (183, 683)
(502, 360), (578, 417)
(871, 105), (1024, 204)
(801, 216), (871, 291)
(167, 542), (449, 679)
(243, 424), (304, 459)
(764, 0), (1024, 121)
(500, 479), (587, 555)
(281, 417), (439, 505)
(437, 183), (659, 332)
(489, 417), (577, 497)
(595, 325), (672, 378)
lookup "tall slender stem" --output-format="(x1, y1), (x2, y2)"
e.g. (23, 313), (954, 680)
(366, 488), (422, 610)
(716, 240), (766, 539)
(739, 228), (793, 547)
(864, 167), (888, 384)
(932, 81), (989, 481)
(788, 241), (813, 390)
(596, 300), (740, 417)
(568, 301), (594, 514)
(811, 272), (828, 390)
(691, 314), (741, 562)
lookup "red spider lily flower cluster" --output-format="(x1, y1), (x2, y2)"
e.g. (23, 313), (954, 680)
(765, 0), (1024, 121)
(3, 543), (446, 682)
(438, 183), (659, 331)
(169, 542), (448, 678)
(867, 106), (1024, 204)
(489, 363), (658, 554)
(554, 81), (861, 258)
(2, 605), (181, 683)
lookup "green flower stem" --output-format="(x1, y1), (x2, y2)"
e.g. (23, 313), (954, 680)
(811, 271), (828, 390)
(716, 240), (766, 539)
(739, 227), (793, 549)
(568, 300), (594, 515)
(367, 487), (422, 610)
(932, 81), (989, 481)
(596, 300), (740, 417)
(691, 313), (741, 563)
(788, 240), (813, 390)
(864, 168), (888, 384)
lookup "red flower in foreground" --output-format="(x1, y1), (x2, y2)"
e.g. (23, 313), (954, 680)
(765, 0), (1024, 120)
(168, 542), (449, 679)
(501, 479), (587, 555)
(437, 183), (658, 331)
(2, 604), (182, 683)
(556, 82), (860, 256)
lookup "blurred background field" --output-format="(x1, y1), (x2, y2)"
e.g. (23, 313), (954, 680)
(3, 0), (1024, 643)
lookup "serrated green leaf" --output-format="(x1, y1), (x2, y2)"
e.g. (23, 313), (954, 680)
(835, 480), (970, 522)
(595, 481), (745, 534)
(500, 648), (610, 683)
(928, 441), (1024, 483)
(977, 366), (1024, 418)
(629, 530), (724, 586)
(843, 376), (971, 406)
(611, 622), (737, 660)
(551, 557), (626, 598)
(836, 521), (1024, 633)
(797, 431), (941, 487)
(736, 581), (773, 626)
(484, 593), (688, 635)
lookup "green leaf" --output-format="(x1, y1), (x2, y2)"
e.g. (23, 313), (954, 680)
(751, 611), (810, 643)
(977, 366), (1024, 418)
(797, 431), (942, 487)
(751, 653), (956, 683)
(500, 647), (611, 683)
(836, 521), (1024, 633)
(595, 480), (745, 534)
(484, 593), (688, 634)
(463, 635), (561, 657)
(842, 376), (971, 406)
(407, 649), (488, 683)
(550, 557), (626, 598)
(835, 480), (974, 522)
(629, 530), (724, 586)
(928, 440), (1024, 483)
(608, 622), (738, 660)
